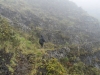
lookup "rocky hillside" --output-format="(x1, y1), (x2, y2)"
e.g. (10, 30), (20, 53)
(0, 0), (100, 75)
(0, 0), (100, 44)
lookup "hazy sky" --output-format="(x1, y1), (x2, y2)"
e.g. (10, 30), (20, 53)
(70, 0), (100, 19)
(70, 0), (100, 9)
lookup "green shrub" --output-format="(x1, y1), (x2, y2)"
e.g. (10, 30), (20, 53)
(0, 17), (13, 42)
(38, 58), (66, 75)
(0, 17), (20, 48)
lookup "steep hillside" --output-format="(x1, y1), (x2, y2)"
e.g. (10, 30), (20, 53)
(0, 0), (100, 44)
(0, 0), (100, 75)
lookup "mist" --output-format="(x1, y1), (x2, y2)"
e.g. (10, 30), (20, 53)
(70, 0), (100, 20)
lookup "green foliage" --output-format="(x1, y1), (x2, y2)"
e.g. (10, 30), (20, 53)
(68, 62), (100, 75)
(60, 57), (100, 75)
(0, 17), (20, 48)
(39, 58), (66, 75)
(0, 17), (13, 42)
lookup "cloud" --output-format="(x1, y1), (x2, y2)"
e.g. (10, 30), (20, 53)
(70, 0), (100, 9)
(70, 0), (100, 20)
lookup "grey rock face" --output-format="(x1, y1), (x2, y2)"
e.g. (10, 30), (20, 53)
(80, 50), (100, 68)
(45, 47), (70, 59)
(45, 47), (100, 69)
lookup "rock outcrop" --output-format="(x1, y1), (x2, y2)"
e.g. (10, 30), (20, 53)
(46, 47), (70, 59)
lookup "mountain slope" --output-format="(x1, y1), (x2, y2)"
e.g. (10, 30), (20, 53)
(0, 0), (100, 75)
(0, 0), (100, 42)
